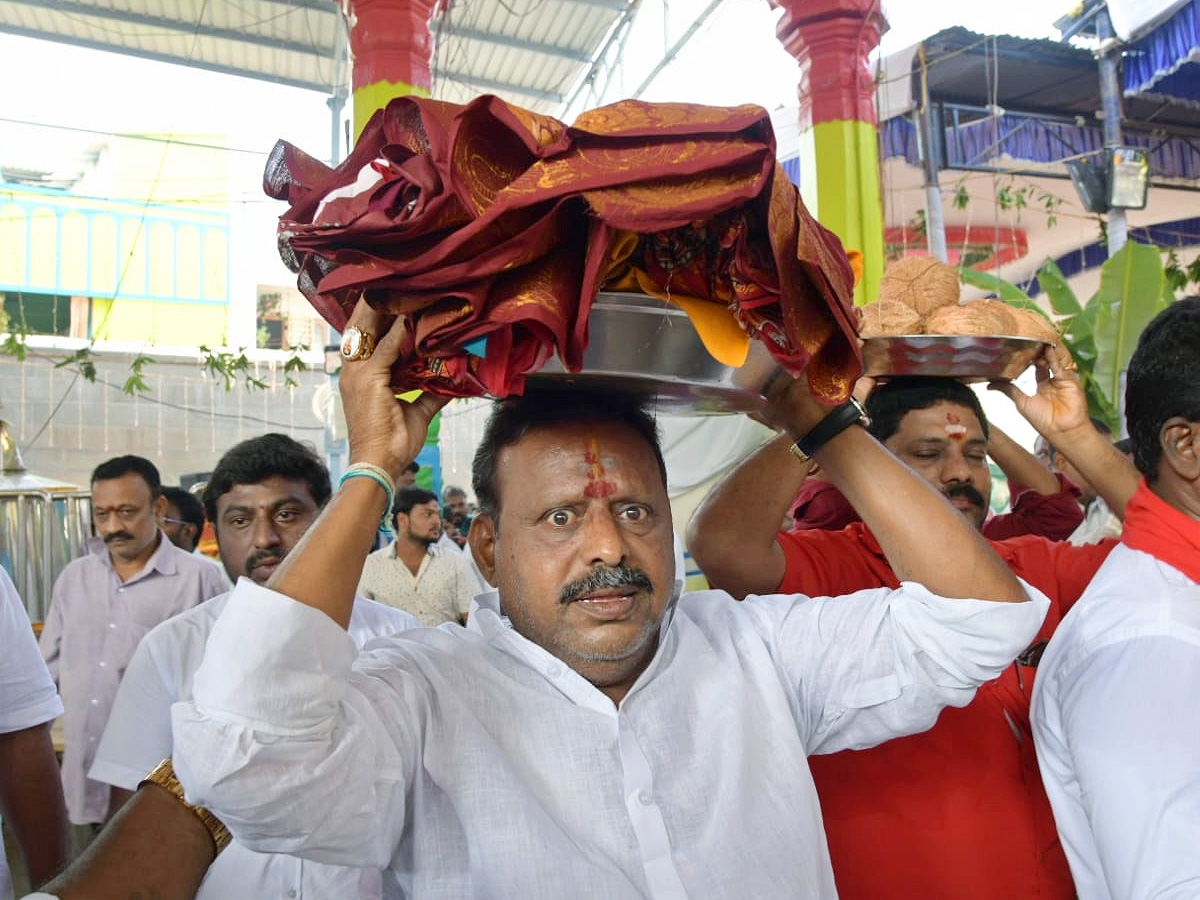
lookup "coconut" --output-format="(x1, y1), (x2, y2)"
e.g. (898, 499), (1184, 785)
(859, 299), (923, 337)
(878, 256), (961, 317)
(925, 299), (1019, 336)
(1006, 306), (1062, 344)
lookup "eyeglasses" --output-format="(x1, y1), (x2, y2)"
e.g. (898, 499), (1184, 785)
(93, 506), (147, 524)
(162, 517), (191, 528)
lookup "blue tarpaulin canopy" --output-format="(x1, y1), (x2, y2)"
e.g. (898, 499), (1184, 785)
(1123, 0), (1200, 103)
(874, 26), (1200, 178)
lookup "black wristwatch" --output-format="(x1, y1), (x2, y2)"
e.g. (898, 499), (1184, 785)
(788, 397), (871, 463)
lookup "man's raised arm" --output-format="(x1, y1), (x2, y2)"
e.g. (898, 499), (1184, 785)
(264, 299), (447, 627)
(685, 432), (807, 598)
(693, 373), (1027, 604)
(172, 299), (448, 866)
(991, 343), (1139, 519)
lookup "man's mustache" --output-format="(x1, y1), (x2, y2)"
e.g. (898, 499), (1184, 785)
(944, 483), (987, 509)
(245, 549), (286, 571)
(103, 531), (135, 543)
(560, 565), (654, 604)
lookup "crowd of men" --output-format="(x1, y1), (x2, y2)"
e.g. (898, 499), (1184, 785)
(1, 294), (1197, 900)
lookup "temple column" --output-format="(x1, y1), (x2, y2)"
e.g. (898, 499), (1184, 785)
(770, 0), (886, 304)
(338, 0), (443, 492)
(348, 0), (440, 137)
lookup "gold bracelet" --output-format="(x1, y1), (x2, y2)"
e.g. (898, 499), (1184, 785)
(139, 758), (232, 855)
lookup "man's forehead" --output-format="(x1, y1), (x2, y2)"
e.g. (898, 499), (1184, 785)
(92, 473), (153, 498)
(216, 476), (315, 511)
(503, 421), (647, 462)
(896, 402), (985, 438)
(496, 421), (662, 502)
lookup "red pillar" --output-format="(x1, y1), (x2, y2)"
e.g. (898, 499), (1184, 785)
(768, 0), (887, 302)
(349, 0), (441, 137)
(771, 0), (883, 130)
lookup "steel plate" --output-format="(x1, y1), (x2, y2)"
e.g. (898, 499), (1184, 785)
(529, 292), (780, 415)
(861, 335), (1046, 382)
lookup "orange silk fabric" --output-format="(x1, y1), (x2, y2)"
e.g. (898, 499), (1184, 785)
(266, 94), (861, 401)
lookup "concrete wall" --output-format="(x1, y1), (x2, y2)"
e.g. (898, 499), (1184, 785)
(1, 347), (330, 488)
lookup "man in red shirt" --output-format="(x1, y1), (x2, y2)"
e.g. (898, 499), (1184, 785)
(789, 420), (1084, 539)
(688, 346), (1138, 899)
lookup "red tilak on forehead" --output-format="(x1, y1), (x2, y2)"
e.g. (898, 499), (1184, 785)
(583, 438), (616, 499)
(944, 411), (968, 441)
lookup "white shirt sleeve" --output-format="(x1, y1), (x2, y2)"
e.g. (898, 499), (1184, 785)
(0, 570), (63, 733)
(765, 578), (1050, 755)
(173, 582), (410, 869)
(1054, 636), (1200, 898)
(89, 636), (176, 790)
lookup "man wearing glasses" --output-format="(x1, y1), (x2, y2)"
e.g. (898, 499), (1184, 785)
(159, 485), (205, 554)
(38, 455), (226, 847)
(160, 486), (232, 590)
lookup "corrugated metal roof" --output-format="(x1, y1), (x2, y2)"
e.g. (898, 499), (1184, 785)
(905, 26), (1200, 133)
(0, 0), (633, 115)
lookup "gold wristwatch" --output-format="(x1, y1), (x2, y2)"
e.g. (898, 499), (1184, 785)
(139, 758), (232, 855)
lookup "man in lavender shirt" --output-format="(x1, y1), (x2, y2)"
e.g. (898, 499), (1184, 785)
(38, 455), (226, 833)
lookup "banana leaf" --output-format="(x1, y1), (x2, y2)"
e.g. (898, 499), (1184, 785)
(1092, 242), (1171, 417)
(1067, 302), (1099, 366)
(1037, 258), (1082, 317)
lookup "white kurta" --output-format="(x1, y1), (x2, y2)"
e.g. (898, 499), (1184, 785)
(1, 569), (63, 900)
(1033, 543), (1200, 899)
(91, 588), (419, 900)
(174, 578), (1048, 900)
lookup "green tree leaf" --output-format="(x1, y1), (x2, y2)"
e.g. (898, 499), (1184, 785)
(122, 372), (150, 395)
(1092, 242), (1171, 414)
(1, 333), (28, 362)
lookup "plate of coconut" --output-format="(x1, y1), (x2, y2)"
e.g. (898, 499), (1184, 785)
(857, 256), (1059, 381)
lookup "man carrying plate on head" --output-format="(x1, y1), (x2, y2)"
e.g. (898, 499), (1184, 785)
(162, 290), (1059, 899)
(687, 349), (1139, 900)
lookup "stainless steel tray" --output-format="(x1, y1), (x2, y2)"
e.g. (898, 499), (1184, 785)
(530, 292), (780, 414)
(862, 335), (1045, 382)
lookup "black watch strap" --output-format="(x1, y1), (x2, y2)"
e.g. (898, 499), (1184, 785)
(789, 397), (871, 463)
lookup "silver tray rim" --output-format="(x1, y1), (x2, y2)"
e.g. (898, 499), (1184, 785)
(861, 334), (1047, 382)
(525, 291), (779, 415)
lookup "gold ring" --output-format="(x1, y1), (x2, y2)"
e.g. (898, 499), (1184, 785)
(340, 326), (376, 362)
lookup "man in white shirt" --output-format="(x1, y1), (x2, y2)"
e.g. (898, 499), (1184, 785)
(90, 433), (418, 900)
(172, 301), (1048, 899)
(0, 568), (67, 900)
(358, 486), (477, 625)
(1033, 296), (1200, 899)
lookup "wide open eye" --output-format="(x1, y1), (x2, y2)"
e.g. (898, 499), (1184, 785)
(548, 508), (576, 527)
(619, 505), (648, 523)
